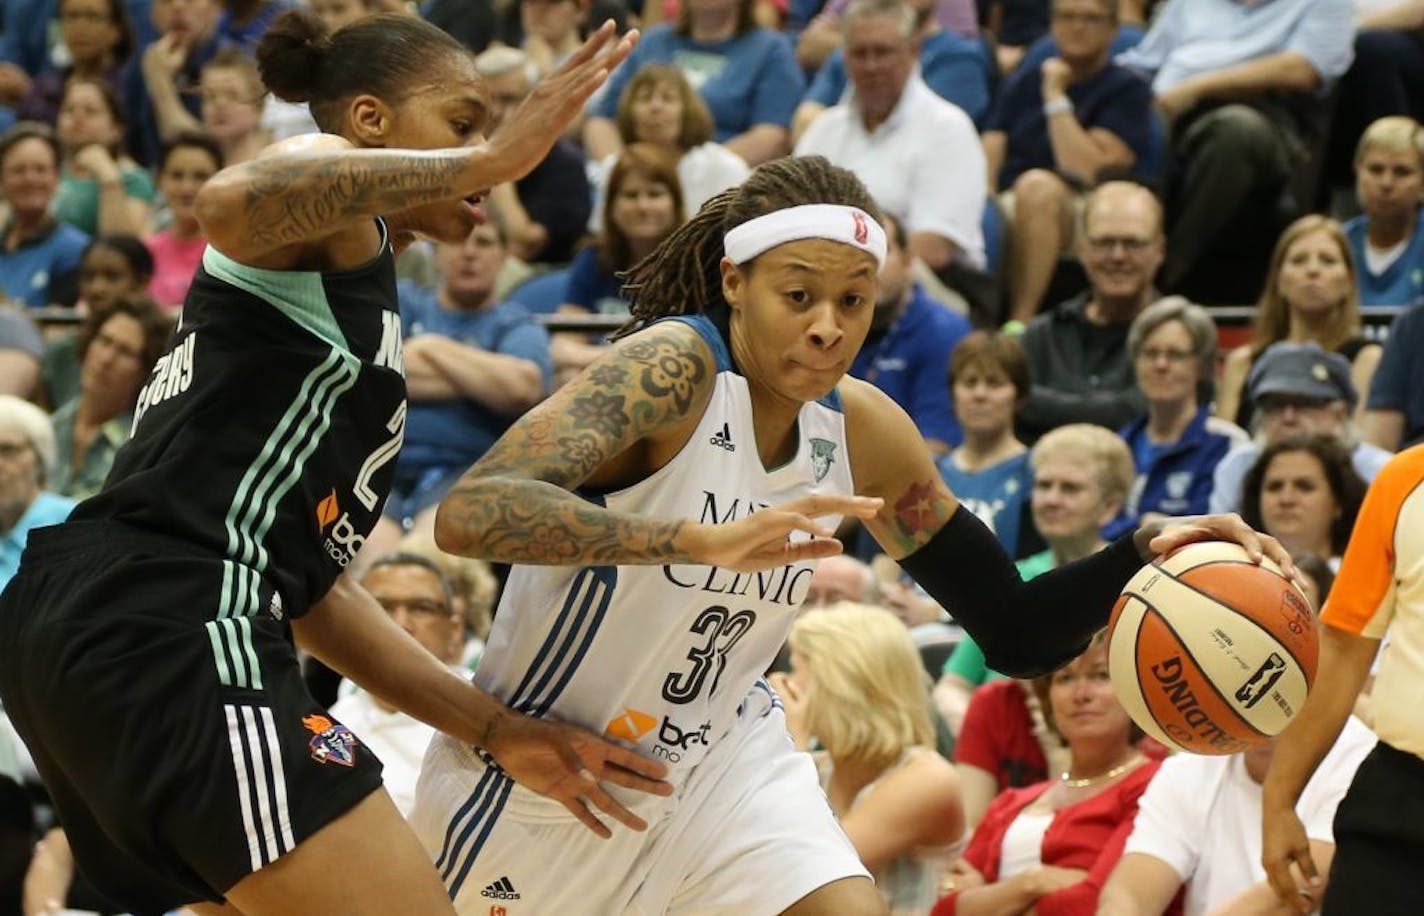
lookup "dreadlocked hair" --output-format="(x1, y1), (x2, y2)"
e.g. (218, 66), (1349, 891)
(615, 155), (881, 340)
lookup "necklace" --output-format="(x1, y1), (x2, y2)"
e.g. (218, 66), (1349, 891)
(1059, 754), (1142, 788)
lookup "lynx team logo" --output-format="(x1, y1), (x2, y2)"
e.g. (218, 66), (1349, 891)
(302, 714), (359, 767)
(810, 438), (837, 483)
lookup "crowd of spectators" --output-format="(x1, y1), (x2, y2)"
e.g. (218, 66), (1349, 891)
(0, 0), (1422, 913)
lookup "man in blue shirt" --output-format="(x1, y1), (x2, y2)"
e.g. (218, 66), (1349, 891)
(359, 221), (553, 567)
(849, 213), (971, 455)
(983, 0), (1154, 323)
(122, 0), (225, 167)
(1118, 0), (1355, 293)
(0, 123), (88, 308)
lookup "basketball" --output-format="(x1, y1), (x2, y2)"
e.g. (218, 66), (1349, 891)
(1107, 541), (1319, 755)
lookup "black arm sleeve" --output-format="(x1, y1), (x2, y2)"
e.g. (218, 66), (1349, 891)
(899, 505), (1145, 678)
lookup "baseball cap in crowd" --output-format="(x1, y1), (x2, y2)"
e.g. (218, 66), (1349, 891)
(1246, 342), (1358, 410)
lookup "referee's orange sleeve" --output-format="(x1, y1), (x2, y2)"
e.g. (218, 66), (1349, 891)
(1322, 447), (1424, 635)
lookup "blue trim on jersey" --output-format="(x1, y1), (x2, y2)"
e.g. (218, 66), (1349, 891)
(817, 386), (844, 413)
(506, 565), (618, 716)
(436, 765), (515, 899)
(660, 314), (732, 373)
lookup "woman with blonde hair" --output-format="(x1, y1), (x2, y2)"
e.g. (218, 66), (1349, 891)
(771, 602), (965, 916)
(1217, 215), (1382, 429)
(1343, 115), (1424, 306)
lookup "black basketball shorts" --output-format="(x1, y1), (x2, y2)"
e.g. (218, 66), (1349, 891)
(0, 522), (384, 912)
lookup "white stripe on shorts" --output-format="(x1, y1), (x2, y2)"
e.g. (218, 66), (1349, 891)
(224, 704), (294, 872)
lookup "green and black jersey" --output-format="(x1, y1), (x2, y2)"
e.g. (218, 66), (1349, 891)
(73, 226), (408, 617)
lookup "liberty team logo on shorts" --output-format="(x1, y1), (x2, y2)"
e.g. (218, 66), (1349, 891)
(302, 714), (359, 767)
(810, 438), (837, 483)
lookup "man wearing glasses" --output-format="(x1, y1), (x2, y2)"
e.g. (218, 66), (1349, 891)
(1016, 180), (1164, 442)
(983, 0), (1155, 326)
(328, 552), (466, 817)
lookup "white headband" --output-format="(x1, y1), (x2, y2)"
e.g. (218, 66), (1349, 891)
(723, 204), (887, 268)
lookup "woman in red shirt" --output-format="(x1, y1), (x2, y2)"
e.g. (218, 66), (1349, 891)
(934, 633), (1178, 916)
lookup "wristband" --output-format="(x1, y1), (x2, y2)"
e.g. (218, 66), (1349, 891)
(1043, 96), (1074, 118)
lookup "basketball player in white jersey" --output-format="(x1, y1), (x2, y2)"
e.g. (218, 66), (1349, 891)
(412, 156), (1295, 915)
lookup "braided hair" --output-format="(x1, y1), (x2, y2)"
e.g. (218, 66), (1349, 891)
(616, 155), (881, 340)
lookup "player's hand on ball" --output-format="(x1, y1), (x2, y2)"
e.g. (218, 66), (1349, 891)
(1134, 513), (1298, 583)
(483, 710), (673, 838)
(682, 494), (883, 573)
(1262, 802), (1323, 913)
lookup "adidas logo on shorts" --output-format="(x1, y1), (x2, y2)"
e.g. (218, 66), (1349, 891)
(482, 876), (521, 900)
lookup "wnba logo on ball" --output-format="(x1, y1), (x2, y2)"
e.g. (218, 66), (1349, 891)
(1235, 653), (1287, 709)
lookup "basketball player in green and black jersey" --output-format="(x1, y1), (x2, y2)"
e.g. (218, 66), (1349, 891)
(0, 12), (687, 916)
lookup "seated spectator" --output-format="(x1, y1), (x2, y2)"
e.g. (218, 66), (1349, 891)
(986, 0), (1153, 324)
(1211, 342), (1393, 514)
(552, 143), (683, 386)
(584, 0), (804, 166)
(1343, 116), (1424, 307)
(475, 46), (590, 265)
(1016, 181), (1159, 441)
(328, 552), (464, 815)
(37, 236), (155, 410)
(362, 222), (552, 561)
(793, 0), (991, 139)
(17, 0), (133, 125)
(0, 122), (89, 309)
(311, 0), (383, 31)
(520, 0), (584, 78)
(1118, 298), (1245, 526)
(129, 0), (225, 167)
(396, 527), (499, 671)
(1097, 718), (1375, 916)
(795, 0), (985, 276)
(0, 396), (74, 589)
(946, 423), (1136, 812)
(1361, 299), (1424, 452)
(49, 295), (169, 499)
(145, 130), (221, 309)
(932, 634), (1165, 916)
(195, 48), (270, 166)
(770, 603), (966, 914)
(804, 554), (879, 609)
(797, 0), (978, 73)
(53, 77), (154, 237)
(0, 311), (44, 399)
(1241, 433), (1368, 569)
(936, 331), (1032, 556)
(1117, 0), (1355, 294)
(588, 64), (748, 229)
(1217, 216), (1382, 430)
(850, 212), (971, 456)
(981, 0), (1051, 75)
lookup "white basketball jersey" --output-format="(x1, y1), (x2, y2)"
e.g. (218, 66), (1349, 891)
(473, 316), (855, 810)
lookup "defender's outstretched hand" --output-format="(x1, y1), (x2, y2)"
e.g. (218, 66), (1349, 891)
(485, 22), (639, 185)
(484, 709), (673, 838)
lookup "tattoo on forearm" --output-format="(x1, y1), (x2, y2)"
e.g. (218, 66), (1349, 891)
(240, 150), (470, 247)
(438, 324), (710, 566)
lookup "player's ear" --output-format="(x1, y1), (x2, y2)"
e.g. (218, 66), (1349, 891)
(721, 257), (747, 313)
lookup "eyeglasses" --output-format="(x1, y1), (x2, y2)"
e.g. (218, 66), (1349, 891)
(60, 10), (112, 23)
(1136, 348), (1195, 364)
(1085, 235), (1155, 254)
(379, 598), (453, 618)
(1051, 10), (1112, 25)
